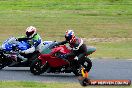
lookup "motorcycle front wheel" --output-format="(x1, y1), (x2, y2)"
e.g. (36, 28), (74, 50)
(0, 60), (5, 70)
(30, 59), (48, 75)
(0, 56), (7, 70)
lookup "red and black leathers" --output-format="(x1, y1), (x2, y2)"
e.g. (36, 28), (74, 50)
(57, 37), (87, 61)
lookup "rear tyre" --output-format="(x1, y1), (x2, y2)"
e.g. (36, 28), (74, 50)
(30, 59), (48, 75)
(73, 58), (92, 76)
(82, 58), (92, 72)
(79, 77), (91, 86)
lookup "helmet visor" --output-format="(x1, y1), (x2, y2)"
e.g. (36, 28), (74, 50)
(65, 35), (72, 41)
(26, 31), (34, 37)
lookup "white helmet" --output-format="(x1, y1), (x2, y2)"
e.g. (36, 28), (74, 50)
(26, 26), (37, 38)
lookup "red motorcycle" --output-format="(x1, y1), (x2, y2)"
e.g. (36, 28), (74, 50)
(30, 42), (96, 76)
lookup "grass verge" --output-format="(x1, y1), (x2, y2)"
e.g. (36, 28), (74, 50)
(0, 0), (131, 59)
(0, 81), (131, 88)
(89, 39), (132, 59)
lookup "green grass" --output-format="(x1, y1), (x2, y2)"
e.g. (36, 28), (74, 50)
(89, 40), (132, 59)
(0, 81), (131, 88)
(0, 0), (131, 58)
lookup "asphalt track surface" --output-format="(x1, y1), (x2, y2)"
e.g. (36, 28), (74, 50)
(0, 59), (132, 82)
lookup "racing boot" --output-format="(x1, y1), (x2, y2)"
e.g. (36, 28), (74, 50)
(17, 54), (28, 63)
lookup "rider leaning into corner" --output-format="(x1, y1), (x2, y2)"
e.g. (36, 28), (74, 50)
(56, 29), (89, 72)
(17, 26), (43, 62)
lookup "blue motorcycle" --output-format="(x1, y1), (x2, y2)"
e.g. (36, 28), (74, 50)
(0, 36), (52, 69)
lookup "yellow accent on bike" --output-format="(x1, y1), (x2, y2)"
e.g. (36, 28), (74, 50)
(81, 67), (89, 78)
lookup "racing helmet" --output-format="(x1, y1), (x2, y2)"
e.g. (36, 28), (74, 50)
(26, 26), (37, 38)
(65, 30), (76, 43)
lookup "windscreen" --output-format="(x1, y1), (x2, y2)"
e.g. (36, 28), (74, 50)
(1, 37), (18, 50)
(41, 42), (56, 54)
(4, 37), (17, 45)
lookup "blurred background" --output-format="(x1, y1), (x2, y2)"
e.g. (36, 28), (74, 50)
(0, 0), (131, 59)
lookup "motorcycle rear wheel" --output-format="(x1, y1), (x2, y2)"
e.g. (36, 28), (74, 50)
(73, 58), (92, 76)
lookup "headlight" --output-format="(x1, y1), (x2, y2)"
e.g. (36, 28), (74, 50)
(1, 44), (5, 49)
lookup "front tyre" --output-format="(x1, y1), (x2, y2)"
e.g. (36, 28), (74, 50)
(30, 59), (48, 75)
(0, 61), (5, 70)
(0, 57), (6, 70)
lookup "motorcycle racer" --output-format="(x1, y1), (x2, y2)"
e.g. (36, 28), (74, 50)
(56, 30), (89, 72)
(17, 26), (43, 62)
